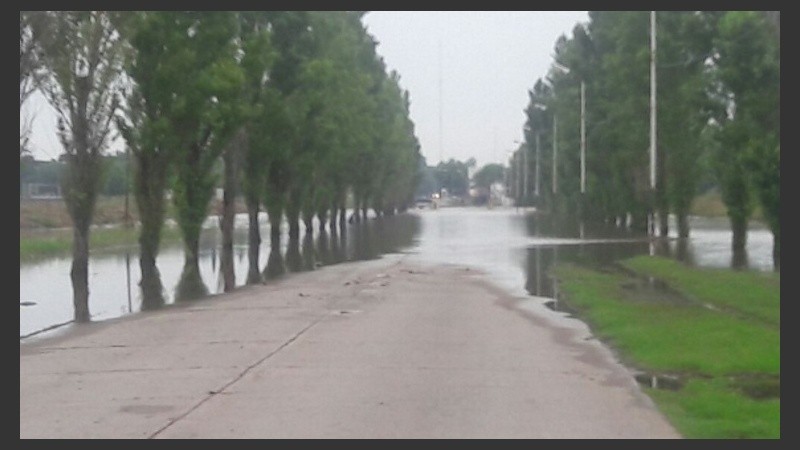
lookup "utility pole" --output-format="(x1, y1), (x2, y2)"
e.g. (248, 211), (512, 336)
(535, 132), (540, 198)
(523, 145), (528, 205)
(649, 10), (657, 235)
(580, 80), (586, 195)
(552, 115), (558, 195)
(124, 145), (131, 227)
(517, 151), (522, 203)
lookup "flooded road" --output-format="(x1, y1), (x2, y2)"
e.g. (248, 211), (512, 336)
(20, 207), (774, 338)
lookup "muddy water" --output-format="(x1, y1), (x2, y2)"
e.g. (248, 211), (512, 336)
(20, 207), (774, 338)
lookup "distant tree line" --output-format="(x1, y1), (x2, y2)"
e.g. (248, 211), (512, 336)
(21, 154), (131, 197)
(20, 11), (422, 321)
(510, 11), (778, 269)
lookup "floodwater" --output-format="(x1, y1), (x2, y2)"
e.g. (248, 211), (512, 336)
(20, 206), (774, 339)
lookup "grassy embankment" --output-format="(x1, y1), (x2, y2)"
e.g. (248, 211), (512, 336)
(19, 196), (239, 260)
(552, 255), (779, 438)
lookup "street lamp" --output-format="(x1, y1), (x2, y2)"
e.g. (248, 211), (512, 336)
(552, 61), (586, 195)
(533, 101), (558, 196)
(649, 10), (658, 238)
(530, 103), (548, 202)
(512, 140), (527, 206)
(552, 114), (558, 195)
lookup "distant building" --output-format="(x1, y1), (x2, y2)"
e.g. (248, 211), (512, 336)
(22, 182), (62, 199)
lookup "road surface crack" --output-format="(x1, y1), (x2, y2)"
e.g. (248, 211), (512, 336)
(147, 313), (328, 439)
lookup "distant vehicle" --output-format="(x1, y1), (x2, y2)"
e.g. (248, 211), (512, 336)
(415, 197), (434, 209)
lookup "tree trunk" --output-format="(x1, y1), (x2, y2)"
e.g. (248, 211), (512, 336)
(658, 206), (669, 237)
(220, 135), (240, 293)
(63, 155), (100, 324)
(317, 229), (330, 265)
(285, 233), (302, 272)
(772, 229), (780, 271)
(338, 204), (347, 229)
(176, 238), (207, 301)
(731, 216), (748, 251)
(132, 146), (170, 308)
(302, 231), (316, 271)
(139, 248), (164, 311)
(286, 205), (301, 240)
(675, 238), (692, 264)
(318, 208), (328, 234)
(731, 246), (748, 270)
(677, 211), (690, 238)
(246, 198), (262, 285)
(328, 201), (338, 233)
(630, 209), (649, 234)
(730, 215), (748, 270)
(70, 225), (91, 322)
(352, 192), (361, 223)
(264, 230), (285, 280)
(302, 209), (314, 236)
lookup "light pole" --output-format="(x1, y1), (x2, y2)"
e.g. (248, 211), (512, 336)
(513, 140), (527, 206)
(523, 144), (528, 204)
(552, 61), (586, 196)
(535, 132), (540, 199)
(552, 114), (558, 195)
(649, 10), (658, 238)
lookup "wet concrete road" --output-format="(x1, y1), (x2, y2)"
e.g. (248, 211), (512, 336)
(20, 254), (679, 438)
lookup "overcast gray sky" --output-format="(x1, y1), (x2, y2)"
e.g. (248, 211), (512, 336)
(23, 11), (589, 169)
(363, 11), (589, 168)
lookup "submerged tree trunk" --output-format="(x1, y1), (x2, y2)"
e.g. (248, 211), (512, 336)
(176, 237), (208, 301)
(264, 229), (285, 280)
(285, 233), (302, 272)
(284, 237), (303, 272)
(302, 230), (316, 271)
(220, 130), (244, 293)
(139, 249), (164, 310)
(328, 201), (338, 232)
(731, 246), (749, 270)
(70, 225), (91, 322)
(135, 159), (167, 309)
(263, 200), (285, 280)
(352, 192), (361, 223)
(773, 231), (780, 271)
(338, 203), (347, 229)
(62, 151), (102, 323)
(676, 211), (690, 238)
(675, 238), (692, 265)
(657, 204), (669, 237)
(729, 215), (749, 270)
(731, 215), (748, 252)
(302, 209), (314, 236)
(246, 199), (262, 285)
(630, 209), (649, 234)
(317, 229), (330, 266)
(318, 207), (328, 234)
(286, 203), (301, 240)
(267, 202), (282, 249)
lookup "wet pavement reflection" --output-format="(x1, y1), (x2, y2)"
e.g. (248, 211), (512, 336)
(20, 207), (774, 338)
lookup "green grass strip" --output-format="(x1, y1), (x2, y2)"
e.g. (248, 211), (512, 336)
(622, 255), (779, 326)
(20, 225), (182, 261)
(551, 259), (780, 438)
